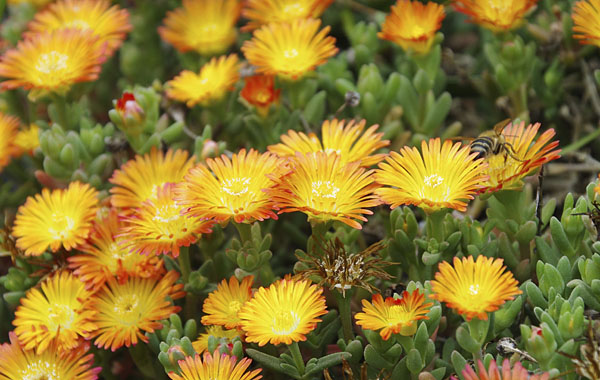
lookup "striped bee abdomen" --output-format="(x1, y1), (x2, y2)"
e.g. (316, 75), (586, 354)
(470, 136), (495, 159)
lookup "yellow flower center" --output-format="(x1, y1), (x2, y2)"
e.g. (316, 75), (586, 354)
(221, 177), (252, 196)
(228, 300), (242, 313)
(271, 310), (300, 335)
(282, 3), (305, 16)
(255, 90), (271, 103)
(35, 51), (69, 75)
(311, 180), (340, 200)
(19, 360), (57, 380)
(387, 305), (412, 326)
(47, 214), (75, 241)
(153, 204), (181, 223)
(419, 173), (451, 203)
(47, 303), (76, 331)
(283, 49), (299, 59)
(65, 19), (91, 30)
(112, 294), (141, 325)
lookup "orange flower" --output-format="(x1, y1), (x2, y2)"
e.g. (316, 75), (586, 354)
(242, 0), (333, 31)
(240, 75), (281, 116)
(463, 359), (550, 380)
(168, 352), (262, 380)
(573, 0), (600, 47)
(201, 275), (254, 329)
(379, 0), (445, 54)
(452, 0), (538, 31)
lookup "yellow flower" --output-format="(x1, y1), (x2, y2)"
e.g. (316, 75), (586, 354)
(268, 118), (389, 167)
(12, 181), (99, 256)
(478, 122), (560, 193)
(168, 352), (262, 380)
(463, 359), (550, 380)
(269, 152), (380, 229)
(379, 0), (445, 54)
(109, 148), (194, 211)
(0, 112), (20, 170)
(0, 332), (101, 380)
(25, 0), (131, 56)
(13, 271), (97, 354)
(239, 277), (327, 346)
(159, 0), (241, 55)
(0, 29), (105, 97)
(201, 275), (254, 329)
(240, 75), (281, 117)
(242, 0), (333, 31)
(68, 209), (166, 291)
(573, 0), (600, 47)
(177, 149), (285, 223)
(192, 325), (243, 354)
(430, 256), (522, 321)
(120, 183), (214, 258)
(375, 138), (487, 213)
(242, 18), (338, 79)
(90, 271), (185, 351)
(452, 0), (538, 31)
(166, 55), (240, 107)
(13, 123), (40, 157)
(355, 290), (433, 340)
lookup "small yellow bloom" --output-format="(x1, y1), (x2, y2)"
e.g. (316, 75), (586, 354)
(573, 0), (600, 47)
(13, 123), (40, 157)
(463, 359), (550, 380)
(268, 118), (389, 167)
(0, 29), (105, 97)
(90, 271), (185, 351)
(13, 271), (97, 354)
(430, 256), (522, 321)
(168, 352), (262, 380)
(0, 112), (20, 170)
(177, 149), (285, 223)
(242, 0), (333, 31)
(0, 332), (101, 380)
(239, 277), (327, 346)
(26, 0), (132, 56)
(242, 18), (338, 80)
(379, 0), (445, 54)
(109, 148), (194, 211)
(159, 0), (241, 55)
(13, 181), (99, 256)
(201, 275), (254, 329)
(192, 325), (243, 354)
(166, 55), (240, 107)
(375, 138), (487, 213)
(355, 290), (433, 340)
(452, 0), (538, 31)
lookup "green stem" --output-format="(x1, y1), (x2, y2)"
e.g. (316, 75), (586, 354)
(425, 209), (448, 242)
(50, 93), (69, 129)
(289, 341), (306, 376)
(334, 289), (355, 342)
(234, 222), (253, 244)
(467, 317), (490, 362)
(178, 246), (196, 320)
(129, 343), (166, 380)
(561, 127), (600, 154)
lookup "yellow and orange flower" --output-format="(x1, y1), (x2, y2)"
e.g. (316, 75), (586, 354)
(0, 112), (20, 170)
(0, 29), (105, 97)
(90, 271), (185, 351)
(192, 325), (243, 354)
(13, 181), (99, 256)
(269, 152), (380, 229)
(201, 275), (254, 329)
(463, 359), (550, 380)
(68, 209), (165, 291)
(240, 75), (281, 116)
(0, 332), (101, 380)
(25, 0), (131, 56)
(242, 18), (338, 79)
(573, 0), (600, 47)
(120, 183), (214, 257)
(13, 123), (40, 157)
(168, 352), (262, 380)
(109, 148), (194, 210)
(13, 271), (97, 354)
(478, 122), (560, 193)
(177, 149), (285, 223)
(375, 138), (487, 213)
(452, 0), (538, 32)
(166, 54), (240, 107)
(379, 0), (445, 54)
(242, 0), (333, 31)
(430, 256), (522, 321)
(268, 118), (389, 167)
(239, 277), (327, 346)
(355, 290), (433, 340)
(159, 0), (241, 55)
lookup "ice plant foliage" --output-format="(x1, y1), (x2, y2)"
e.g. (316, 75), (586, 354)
(430, 256), (522, 321)
(25, 0), (132, 56)
(355, 290), (433, 340)
(201, 275), (254, 329)
(452, 0), (539, 31)
(12, 181), (99, 256)
(168, 352), (262, 380)
(13, 271), (97, 354)
(462, 359), (550, 380)
(242, 0), (333, 31)
(159, 0), (241, 55)
(375, 138), (488, 213)
(242, 18), (338, 79)
(177, 149), (285, 223)
(192, 326), (242, 354)
(166, 54), (241, 107)
(90, 271), (185, 351)
(268, 119), (390, 166)
(0, 112), (20, 171)
(240, 75), (281, 116)
(269, 152), (380, 229)
(379, 0), (445, 54)
(573, 0), (600, 47)
(239, 277), (327, 346)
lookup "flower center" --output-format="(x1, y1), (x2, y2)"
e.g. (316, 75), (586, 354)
(469, 284), (480, 295)
(48, 214), (75, 241)
(35, 51), (69, 74)
(153, 204), (181, 223)
(221, 177), (252, 197)
(47, 303), (76, 331)
(387, 305), (412, 326)
(283, 49), (299, 59)
(228, 300), (242, 314)
(65, 19), (90, 29)
(271, 310), (300, 335)
(282, 3), (305, 16)
(112, 294), (141, 325)
(311, 180), (340, 200)
(419, 173), (451, 203)
(20, 360), (57, 380)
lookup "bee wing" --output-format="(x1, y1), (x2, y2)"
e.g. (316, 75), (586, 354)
(493, 118), (512, 135)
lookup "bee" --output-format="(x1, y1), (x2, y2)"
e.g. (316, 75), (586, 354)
(572, 201), (600, 241)
(452, 119), (524, 162)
